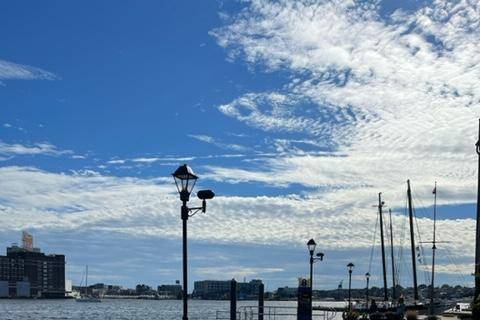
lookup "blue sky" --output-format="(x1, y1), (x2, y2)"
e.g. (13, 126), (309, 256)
(0, 0), (479, 293)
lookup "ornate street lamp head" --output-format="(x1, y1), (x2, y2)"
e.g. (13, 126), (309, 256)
(347, 262), (355, 272)
(307, 239), (316, 255)
(365, 272), (370, 280)
(172, 164), (198, 202)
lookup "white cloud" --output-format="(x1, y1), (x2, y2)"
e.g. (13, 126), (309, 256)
(0, 59), (57, 82)
(0, 141), (73, 156)
(105, 154), (246, 168)
(420, 262), (473, 276)
(206, 0), (480, 208)
(189, 134), (215, 144)
(131, 157), (161, 163)
(195, 266), (284, 279)
(71, 155), (87, 159)
(107, 159), (126, 164)
(0, 166), (474, 262)
(188, 134), (248, 152)
(128, 156), (195, 164)
(0, 165), (474, 286)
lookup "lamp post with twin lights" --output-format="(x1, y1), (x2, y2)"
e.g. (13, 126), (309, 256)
(307, 239), (324, 290)
(172, 164), (215, 320)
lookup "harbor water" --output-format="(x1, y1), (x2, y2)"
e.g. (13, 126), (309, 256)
(0, 299), (346, 320)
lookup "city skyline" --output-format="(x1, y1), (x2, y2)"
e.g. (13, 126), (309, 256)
(1, 0), (479, 292)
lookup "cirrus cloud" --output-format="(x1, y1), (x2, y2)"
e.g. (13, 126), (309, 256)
(0, 59), (57, 83)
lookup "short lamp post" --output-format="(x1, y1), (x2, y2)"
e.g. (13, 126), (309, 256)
(365, 272), (370, 310)
(172, 164), (215, 320)
(307, 239), (324, 290)
(347, 262), (355, 311)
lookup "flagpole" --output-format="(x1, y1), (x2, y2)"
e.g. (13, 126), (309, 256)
(430, 182), (437, 316)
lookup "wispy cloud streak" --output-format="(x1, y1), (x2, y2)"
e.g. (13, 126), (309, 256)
(0, 141), (72, 156)
(0, 59), (57, 82)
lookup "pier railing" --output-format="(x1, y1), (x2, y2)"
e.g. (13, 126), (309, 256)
(215, 305), (338, 320)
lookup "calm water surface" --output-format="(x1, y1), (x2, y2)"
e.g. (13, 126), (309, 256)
(0, 299), (346, 320)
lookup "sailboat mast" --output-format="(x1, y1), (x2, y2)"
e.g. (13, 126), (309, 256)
(86, 265), (88, 296)
(430, 182), (437, 314)
(407, 180), (419, 301)
(389, 209), (396, 301)
(378, 193), (388, 301)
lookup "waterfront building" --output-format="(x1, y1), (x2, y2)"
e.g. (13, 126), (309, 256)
(0, 232), (65, 298)
(193, 279), (263, 300)
(135, 283), (156, 295)
(0, 280), (8, 297)
(193, 280), (230, 299)
(74, 284), (137, 297)
(157, 284), (182, 299)
(237, 279), (262, 300)
(119, 288), (137, 296)
(275, 286), (298, 300)
(105, 284), (122, 295)
(16, 280), (30, 297)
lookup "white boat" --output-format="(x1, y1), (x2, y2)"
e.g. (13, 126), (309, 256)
(76, 296), (102, 303)
(442, 302), (472, 318)
(75, 265), (101, 303)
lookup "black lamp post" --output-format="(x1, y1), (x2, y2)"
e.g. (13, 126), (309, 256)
(347, 262), (355, 311)
(172, 164), (215, 320)
(307, 239), (324, 290)
(365, 272), (370, 310)
(475, 119), (480, 313)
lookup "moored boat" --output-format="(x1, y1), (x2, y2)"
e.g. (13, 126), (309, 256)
(75, 265), (102, 303)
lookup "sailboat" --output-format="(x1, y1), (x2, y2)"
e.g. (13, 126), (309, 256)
(363, 184), (427, 313)
(76, 265), (101, 303)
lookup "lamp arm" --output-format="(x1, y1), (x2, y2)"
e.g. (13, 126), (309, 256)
(187, 206), (204, 217)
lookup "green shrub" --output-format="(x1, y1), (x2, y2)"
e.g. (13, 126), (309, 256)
(342, 309), (360, 320)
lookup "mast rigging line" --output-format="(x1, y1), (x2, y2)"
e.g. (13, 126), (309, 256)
(442, 246), (469, 287)
(411, 191), (432, 286)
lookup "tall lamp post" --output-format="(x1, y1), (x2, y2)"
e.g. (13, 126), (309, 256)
(307, 239), (325, 290)
(347, 262), (355, 311)
(365, 272), (370, 310)
(172, 164), (215, 320)
(475, 119), (480, 315)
